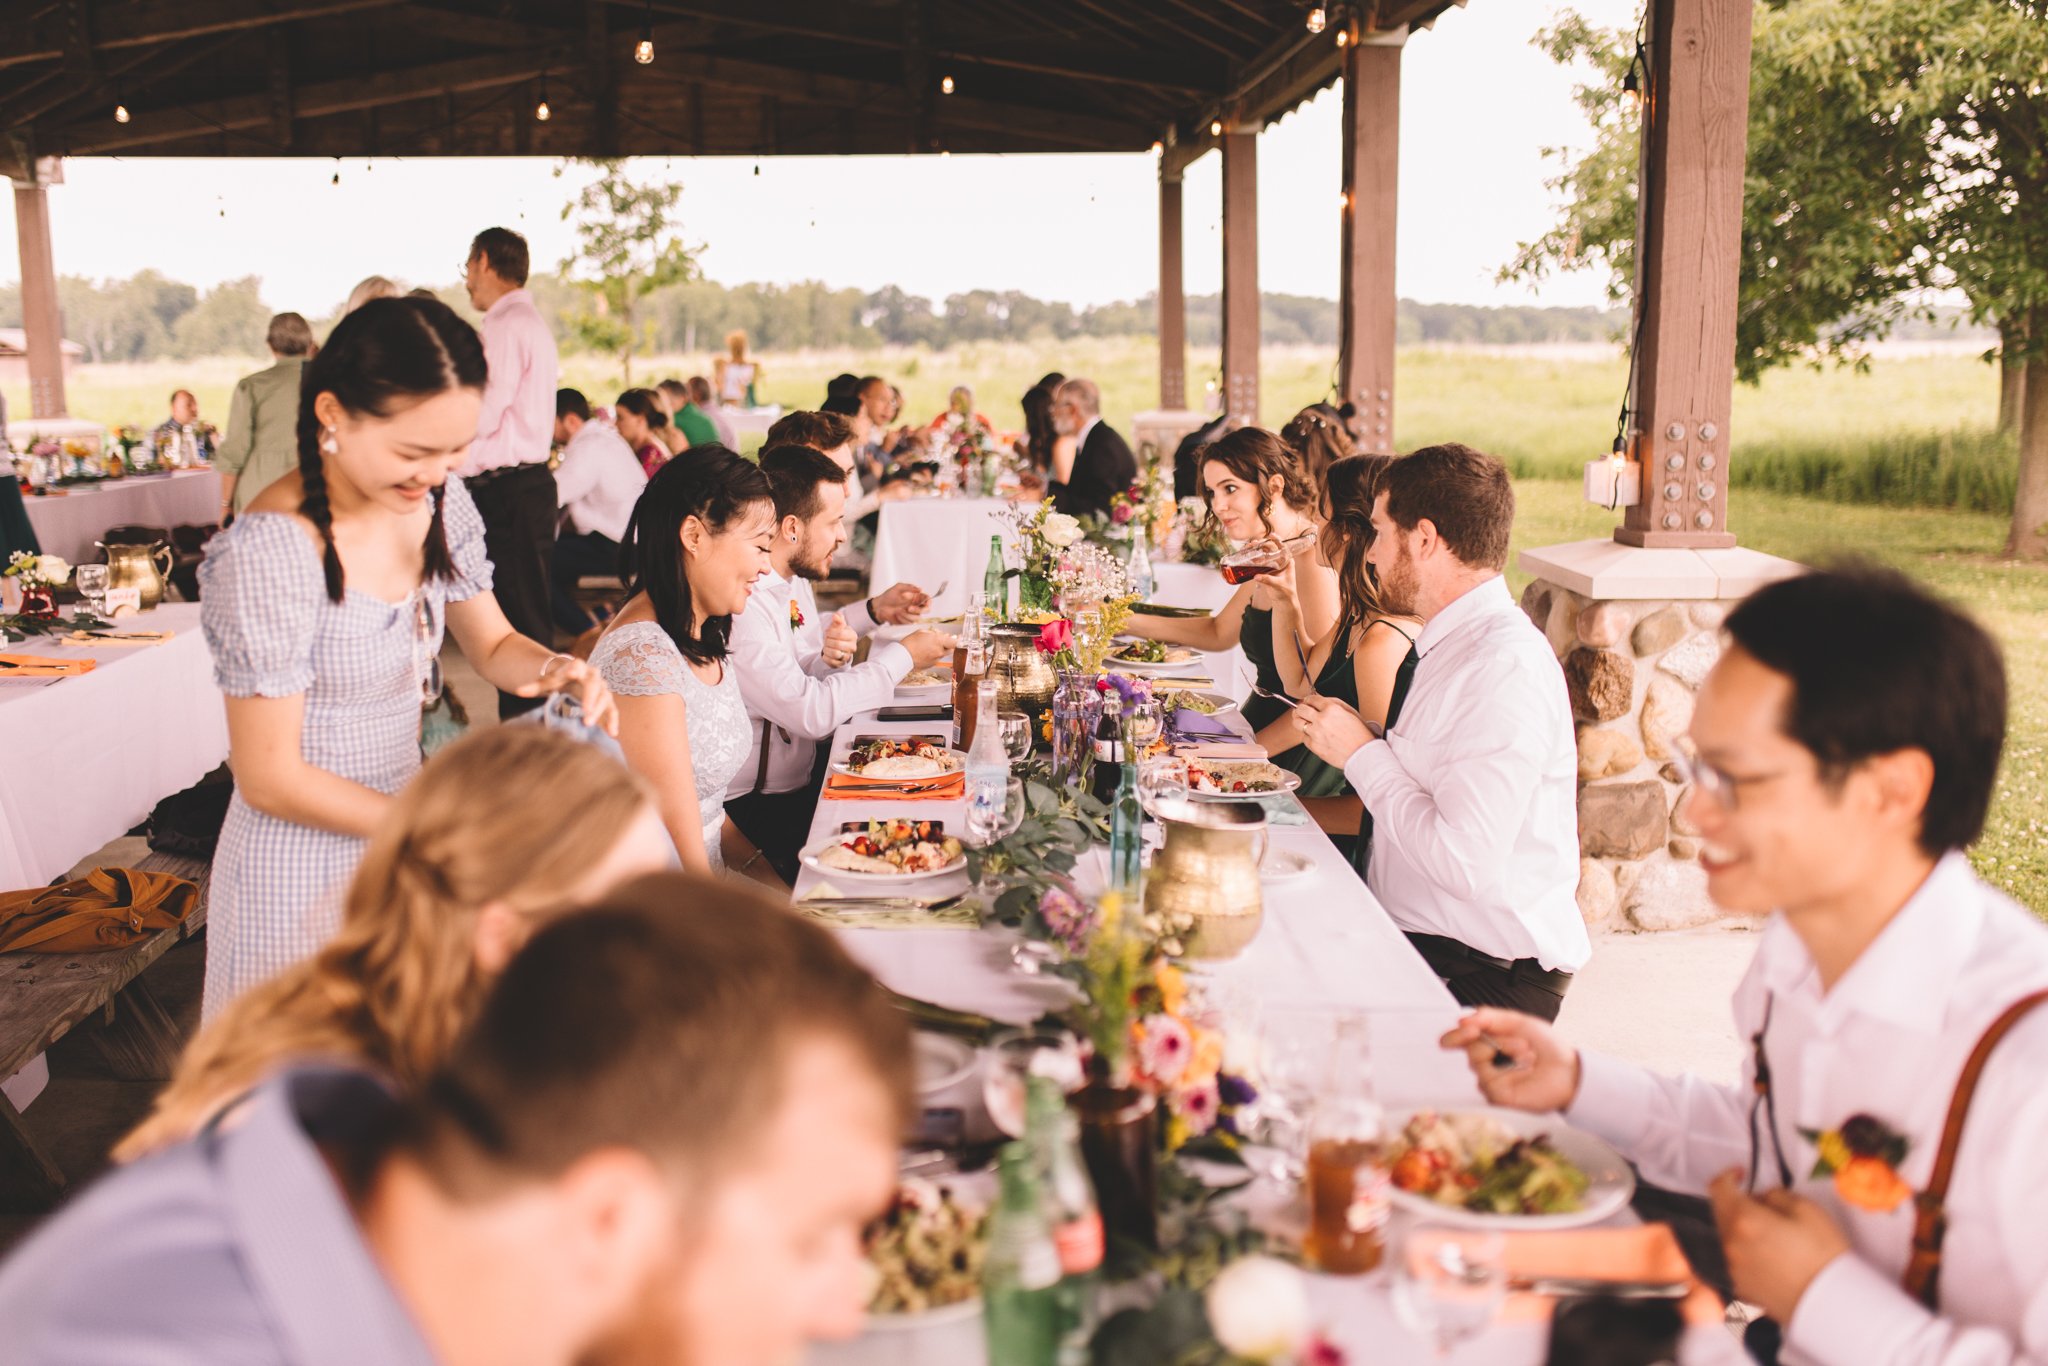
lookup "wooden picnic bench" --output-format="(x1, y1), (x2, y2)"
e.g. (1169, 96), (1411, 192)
(0, 849), (208, 1211)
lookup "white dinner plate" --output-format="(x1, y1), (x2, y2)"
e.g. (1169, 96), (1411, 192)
(1186, 769), (1303, 802)
(1105, 648), (1202, 674)
(912, 1032), (979, 1096)
(1383, 1107), (1636, 1231)
(865, 1296), (983, 1332)
(830, 749), (967, 782)
(799, 835), (967, 884)
(1158, 689), (1241, 717)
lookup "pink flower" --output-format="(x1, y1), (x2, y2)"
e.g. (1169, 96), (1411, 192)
(1036, 618), (1074, 655)
(1137, 1014), (1192, 1087)
(1302, 1335), (1349, 1366)
(1037, 886), (1095, 952)
(1111, 502), (1134, 524)
(1173, 1076), (1220, 1136)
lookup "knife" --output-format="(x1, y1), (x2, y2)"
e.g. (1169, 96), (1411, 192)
(1507, 1276), (1692, 1300)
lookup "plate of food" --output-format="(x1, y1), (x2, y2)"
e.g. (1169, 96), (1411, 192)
(833, 734), (966, 782)
(1186, 758), (1301, 800)
(864, 1176), (989, 1327)
(1158, 687), (1240, 717)
(802, 819), (968, 882)
(1384, 1107), (1632, 1230)
(1107, 639), (1202, 672)
(895, 666), (955, 699)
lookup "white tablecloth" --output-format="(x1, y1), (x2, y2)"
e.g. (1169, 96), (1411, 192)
(21, 468), (221, 565)
(0, 604), (226, 890)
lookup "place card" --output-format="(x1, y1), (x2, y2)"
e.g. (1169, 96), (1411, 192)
(104, 586), (142, 615)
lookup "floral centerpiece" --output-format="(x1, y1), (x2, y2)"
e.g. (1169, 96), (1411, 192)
(999, 501), (1087, 616)
(4, 551), (70, 619)
(1109, 447), (1178, 547)
(1175, 495), (1231, 567)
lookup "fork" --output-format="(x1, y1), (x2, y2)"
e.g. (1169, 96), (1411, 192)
(832, 777), (956, 794)
(1248, 682), (1301, 708)
(805, 892), (970, 912)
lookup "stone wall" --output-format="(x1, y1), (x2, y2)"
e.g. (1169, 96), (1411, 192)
(1520, 580), (1734, 933)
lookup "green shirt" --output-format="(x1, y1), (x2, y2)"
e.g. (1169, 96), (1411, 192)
(214, 357), (307, 512)
(675, 402), (720, 449)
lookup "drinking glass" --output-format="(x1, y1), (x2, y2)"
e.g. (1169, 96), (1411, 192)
(967, 775), (1024, 850)
(1390, 1227), (1508, 1357)
(982, 1026), (1083, 1137)
(1136, 754), (1189, 816)
(1249, 1006), (1347, 1184)
(74, 564), (109, 615)
(1126, 697), (1164, 752)
(1073, 605), (1105, 659)
(996, 710), (1034, 764)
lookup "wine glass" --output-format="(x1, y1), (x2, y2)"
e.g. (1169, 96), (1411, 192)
(1248, 1006), (1347, 1184)
(1072, 605), (1105, 660)
(982, 1026), (1083, 1137)
(1136, 754), (1189, 816)
(1390, 1227), (1508, 1357)
(1126, 697), (1164, 752)
(74, 564), (109, 616)
(996, 710), (1034, 765)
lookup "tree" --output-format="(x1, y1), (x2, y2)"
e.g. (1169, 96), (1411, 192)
(170, 276), (268, 359)
(556, 159), (698, 384)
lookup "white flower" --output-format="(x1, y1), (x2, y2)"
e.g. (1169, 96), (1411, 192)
(35, 555), (70, 585)
(1042, 513), (1085, 548)
(1205, 1256), (1312, 1362)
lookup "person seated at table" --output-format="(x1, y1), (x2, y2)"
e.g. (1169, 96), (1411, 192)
(687, 374), (740, 448)
(928, 384), (995, 437)
(1264, 453), (1421, 845)
(215, 312), (317, 519)
(1125, 427), (1341, 763)
(1049, 377), (1136, 521)
(1293, 443), (1585, 1019)
(1280, 402), (1353, 491)
(715, 327), (762, 406)
(197, 298), (616, 1022)
(150, 388), (216, 462)
(656, 376), (722, 451)
(1446, 566), (2048, 1366)
(0, 877), (913, 1366)
(116, 726), (668, 1158)
(1015, 381), (1065, 490)
(590, 448), (776, 875)
(549, 387), (647, 635)
(613, 386), (674, 477)
(725, 445), (956, 886)
(1172, 410), (1229, 501)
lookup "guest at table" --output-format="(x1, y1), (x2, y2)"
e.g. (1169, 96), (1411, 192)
(725, 445), (954, 885)
(590, 448), (775, 874)
(1447, 567), (2046, 1366)
(0, 879), (913, 1366)
(149, 389), (216, 463)
(928, 383), (995, 436)
(215, 312), (317, 519)
(614, 386), (674, 476)
(197, 298), (617, 1021)
(550, 387), (646, 635)
(715, 327), (762, 407)
(459, 227), (561, 719)
(653, 376), (719, 451)
(116, 726), (668, 1158)
(1294, 442), (1585, 1018)
(687, 374), (739, 448)
(1125, 427), (1341, 762)
(766, 407), (897, 557)
(1017, 380), (1065, 478)
(1049, 377), (1135, 521)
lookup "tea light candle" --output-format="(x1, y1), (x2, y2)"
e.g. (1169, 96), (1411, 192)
(1584, 453), (1641, 508)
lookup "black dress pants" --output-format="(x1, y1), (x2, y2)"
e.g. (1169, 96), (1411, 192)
(467, 463), (557, 719)
(1402, 931), (1574, 1022)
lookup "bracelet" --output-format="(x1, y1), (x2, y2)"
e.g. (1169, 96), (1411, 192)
(539, 653), (574, 680)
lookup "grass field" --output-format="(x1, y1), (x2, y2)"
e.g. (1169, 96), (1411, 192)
(9, 342), (2042, 907)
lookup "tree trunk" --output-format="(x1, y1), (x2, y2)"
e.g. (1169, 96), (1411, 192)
(2000, 315), (2030, 435)
(2009, 324), (2048, 559)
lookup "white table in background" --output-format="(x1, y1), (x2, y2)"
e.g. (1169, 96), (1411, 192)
(21, 468), (221, 565)
(0, 603), (225, 891)
(868, 495), (1013, 620)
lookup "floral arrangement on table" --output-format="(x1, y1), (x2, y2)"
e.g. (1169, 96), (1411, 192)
(1108, 448), (1178, 547)
(4, 551), (72, 621)
(999, 500), (1088, 616)
(113, 425), (146, 472)
(944, 418), (1013, 496)
(1175, 495), (1231, 567)
(963, 764), (1111, 921)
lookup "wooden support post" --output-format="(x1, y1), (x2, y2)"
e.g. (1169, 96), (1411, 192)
(1220, 129), (1258, 427)
(0, 1093), (65, 1212)
(1615, 0), (1752, 549)
(1159, 167), (1186, 411)
(11, 161), (67, 419)
(1338, 35), (1400, 454)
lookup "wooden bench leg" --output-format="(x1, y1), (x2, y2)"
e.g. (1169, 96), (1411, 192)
(86, 977), (182, 1083)
(0, 1093), (65, 1213)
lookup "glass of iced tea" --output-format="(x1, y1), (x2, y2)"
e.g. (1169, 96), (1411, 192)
(1302, 1014), (1390, 1275)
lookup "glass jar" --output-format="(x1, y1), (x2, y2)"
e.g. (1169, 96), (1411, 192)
(1050, 671), (1098, 783)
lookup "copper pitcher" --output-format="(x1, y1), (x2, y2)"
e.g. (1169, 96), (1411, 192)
(96, 539), (174, 611)
(1144, 798), (1269, 960)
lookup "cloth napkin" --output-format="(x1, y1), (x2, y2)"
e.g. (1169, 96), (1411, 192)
(1496, 1224), (1722, 1325)
(822, 771), (966, 802)
(0, 653), (97, 677)
(1256, 793), (1311, 826)
(1171, 707), (1240, 740)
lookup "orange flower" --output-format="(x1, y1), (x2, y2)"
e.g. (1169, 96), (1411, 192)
(1833, 1155), (1912, 1213)
(1154, 962), (1188, 1016)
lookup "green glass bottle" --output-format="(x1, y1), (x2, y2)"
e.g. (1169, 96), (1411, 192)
(984, 535), (1007, 622)
(983, 1141), (1061, 1366)
(1108, 759), (1143, 897)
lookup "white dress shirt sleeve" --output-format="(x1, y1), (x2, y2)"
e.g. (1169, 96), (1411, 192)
(730, 595), (912, 741)
(1564, 1049), (1752, 1197)
(842, 597), (879, 636)
(552, 435), (597, 512)
(468, 307), (526, 475)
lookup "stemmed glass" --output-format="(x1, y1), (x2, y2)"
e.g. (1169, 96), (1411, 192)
(1390, 1227), (1508, 1357)
(996, 711), (1034, 766)
(982, 1026), (1084, 1137)
(74, 564), (109, 616)
(1247, 1005), (1346, 1185)
(1136, 754), (1188, 816)
(967, 775), (1025, 905)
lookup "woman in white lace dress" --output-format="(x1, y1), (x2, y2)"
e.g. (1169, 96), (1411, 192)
(590, 449), (775, 872)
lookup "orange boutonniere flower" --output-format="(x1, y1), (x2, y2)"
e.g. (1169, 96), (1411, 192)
(1801, 1113), (1913, 1213)
(789, 600), (805, 631)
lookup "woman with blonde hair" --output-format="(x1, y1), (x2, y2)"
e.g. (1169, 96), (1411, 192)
(116, 724), (670, 1159)
(344, 275), (400, 313)
(714, 329), (760, 407)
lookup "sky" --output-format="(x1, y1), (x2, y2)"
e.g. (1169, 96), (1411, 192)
(0, 0), (1641, 316)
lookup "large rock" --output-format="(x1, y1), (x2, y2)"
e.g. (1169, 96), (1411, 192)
(1576, 601), (1635, 649)
(1545, 591), (1584, 658)
(1657, 632), (1721, 689)
(1521, 580), (1553, 630)
(1565, 648), (1635, 723)
(1576, 727), (1644, 782)
(1577, 858), (1619, 927)
(1578, 779), (1670, 860)
(1631, 605), (1689, 657)
(1640, 675), (1695, 760)
(1625, 858), (1719, 931)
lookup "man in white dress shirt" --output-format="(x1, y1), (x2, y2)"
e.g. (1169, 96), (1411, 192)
(725, 444), (956, 883)
(1296, 442), (1587, 1019)
(1446, 567), (2048, 1366)
(549, 388), (646, 635)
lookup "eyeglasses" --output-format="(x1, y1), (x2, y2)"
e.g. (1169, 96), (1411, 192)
(1669, 740), (1785, 812)
(414, 592), (444, 706)
(1747, 990), (1795, 1193)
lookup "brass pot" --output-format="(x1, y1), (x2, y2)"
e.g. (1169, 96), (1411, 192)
(985, 622), (1057, 719)
(97, 539), (174, 611)
(1144, 799), (1269, 960)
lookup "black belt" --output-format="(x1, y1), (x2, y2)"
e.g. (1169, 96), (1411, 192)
(465, 460), (551, 487)
(1404, 932), (1575, 995)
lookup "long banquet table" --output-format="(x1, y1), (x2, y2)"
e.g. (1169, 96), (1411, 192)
(21, 468), (221, 565)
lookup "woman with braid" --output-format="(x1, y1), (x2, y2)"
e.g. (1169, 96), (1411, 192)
(197, 298), (618, 1020)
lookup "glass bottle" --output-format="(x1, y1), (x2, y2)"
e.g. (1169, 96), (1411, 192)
(952, 593), (989, 751)
(1108, 760), (1143, 896)
(984, 534), (1008, 621)
(983, 1142), (1061, 1366)
(966, 679), (1009, 841)
(1304, 1015), (1390, 1275)
(1128, 533), (1155, 602)
(1087, 692), (1124, 806)
(1024, 1076), (1102, 1365)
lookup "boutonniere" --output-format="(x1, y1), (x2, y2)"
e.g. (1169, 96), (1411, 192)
(1801, 1113), (1913, 1213)
(789, 600), (805, 631)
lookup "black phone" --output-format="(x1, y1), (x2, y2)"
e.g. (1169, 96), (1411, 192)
(876, 704), (951, 722)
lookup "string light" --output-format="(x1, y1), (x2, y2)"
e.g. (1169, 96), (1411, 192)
(1335, 27), (1350, 46)
(536, 74), (552, 122)
(113, 102), (130, 123)
(1150, 140), (1163, 156)
(940, 74), (955, 94)
(635, 0), (654, 63)
(1209, 119), (1223, 136)
(1306, 6), (1327, 33)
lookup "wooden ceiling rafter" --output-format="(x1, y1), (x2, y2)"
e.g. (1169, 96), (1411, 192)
(0, 0), (408, 71)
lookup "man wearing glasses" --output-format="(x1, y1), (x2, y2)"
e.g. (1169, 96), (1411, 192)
(1445, 567), (2048, 1365)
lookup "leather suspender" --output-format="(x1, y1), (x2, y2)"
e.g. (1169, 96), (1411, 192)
(1902, 988), (2048, 1310)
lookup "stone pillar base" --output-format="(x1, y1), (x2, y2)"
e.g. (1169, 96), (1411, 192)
(1517, 540), (1803, 933)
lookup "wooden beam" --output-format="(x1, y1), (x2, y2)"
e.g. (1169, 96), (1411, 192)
(0, 0), (408, 71)
(12, 173), (69, 419)
(1615, 0), (1752, 549)
(1159, 166), (1187, 411)
(265, 26), (293, 150)
(1230, 29), (1342, 130)
(585, 0), (618, 158)
(1220, 129), (1259, 427)
(1337, 39), (1400, 453)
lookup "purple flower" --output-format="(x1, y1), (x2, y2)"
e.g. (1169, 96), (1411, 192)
(1037, 885), (1095, 952)
(1218, 1072), (1258, 1107)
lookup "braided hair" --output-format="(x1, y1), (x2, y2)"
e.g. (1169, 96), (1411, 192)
(296, 297), (489, 603)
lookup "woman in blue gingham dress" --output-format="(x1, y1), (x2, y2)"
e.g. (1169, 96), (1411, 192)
(198, 298), (617, 1020)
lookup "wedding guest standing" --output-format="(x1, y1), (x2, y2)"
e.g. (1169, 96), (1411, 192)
(591, 448), (776, 874)
(1049, 377), (1136, 521)
(215, 312), (316, 519)
(1295, 443), (1585, 1018)
(1446, 568), (2048, 1366)
(459, 227), (560, 718)
(715, 327), (761, 406)
(197, 298), (616, 1021)
(549, 388), (646, 635)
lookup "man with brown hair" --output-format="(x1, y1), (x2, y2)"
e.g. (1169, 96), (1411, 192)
(0, 876), (911, 1366)
(1296, 442), (1587, 1018)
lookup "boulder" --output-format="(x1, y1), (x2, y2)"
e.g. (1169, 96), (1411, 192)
(1576, 601), (1635, 649)
(1640, 675), (1695, 760)
(1657, 632), (1721, 690)
(1631, 605), (1689, 657)
(1577, 858), (1619, 927)
(1521, 580), (1553, 630)
(1564, 648), (1634, 723)
(1578, 779), (1670, 860)
(1545, 591), (1584, 658)
(1576, 727), (1645, 782)
(1689, 601), (1729, 631)
(1625, 858), (1720, 931)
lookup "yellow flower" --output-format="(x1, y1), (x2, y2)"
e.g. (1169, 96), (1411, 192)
(1815, 1130), (1852, 1173)
(1186, 1025), (1224, 1087)
(1155, 962), (1188, 1016)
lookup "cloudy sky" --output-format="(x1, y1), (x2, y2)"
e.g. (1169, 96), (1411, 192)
(0, 0), (1639, 315)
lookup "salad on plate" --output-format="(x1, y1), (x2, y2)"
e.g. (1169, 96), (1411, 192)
(1386, 1110), (1591, 1217)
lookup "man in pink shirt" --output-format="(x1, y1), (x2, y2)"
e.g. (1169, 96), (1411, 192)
(462, 226), (561, 717)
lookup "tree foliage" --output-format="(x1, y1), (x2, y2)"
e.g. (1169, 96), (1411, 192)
(555, 159), (699, 385)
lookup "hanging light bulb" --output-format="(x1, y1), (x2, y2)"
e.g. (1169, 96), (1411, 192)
(635, 35), (654, 63)
(114, 102), (131, 123)
(1306, 6), (1327, 34)
(1337, 26), (1351, 47)
(536, 88), (551, 121)
(1150, 140), (1163, 156)
(940, 74), (955, 95)
(1209, 119), (1223, 137)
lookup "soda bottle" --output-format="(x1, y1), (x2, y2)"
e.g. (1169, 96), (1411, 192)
(952, 594), (989, 751)
(1087, 692), (1124, 806)
(984, 534), (1008, 622)
(983, 1142), (1061, 1366)
(1023, 1075), (1102, 1365)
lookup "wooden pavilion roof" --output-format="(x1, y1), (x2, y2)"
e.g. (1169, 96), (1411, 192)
(0, 0), (1469, 179)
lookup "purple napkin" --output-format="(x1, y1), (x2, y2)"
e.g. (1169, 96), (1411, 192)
(1171, 707), (1238, 740)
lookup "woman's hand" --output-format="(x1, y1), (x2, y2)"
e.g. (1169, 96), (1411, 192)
(1248, 548), (1300, 614)
(518, 654), (620, 736)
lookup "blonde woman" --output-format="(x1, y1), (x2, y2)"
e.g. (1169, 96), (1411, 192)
(714, 329), (760, 407)
(115, 725), (670, 1159)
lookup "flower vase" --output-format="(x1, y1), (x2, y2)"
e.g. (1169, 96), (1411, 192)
(19, 583), (56, 619)
(1050, 671), (1098, 783)
(1017, 572), (1056, 617)
(1072, 1081), (1159, 1250)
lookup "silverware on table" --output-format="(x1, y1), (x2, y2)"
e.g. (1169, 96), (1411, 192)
(803, 893), (969, 913)
(831, 778), (957, 794)
(1506, 1276), (1692, 1300)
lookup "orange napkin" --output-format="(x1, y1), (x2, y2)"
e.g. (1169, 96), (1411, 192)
(822, 772), (966, 802)
(0, 653), (97, 677)
(1497, 1224), (1721, 1326)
